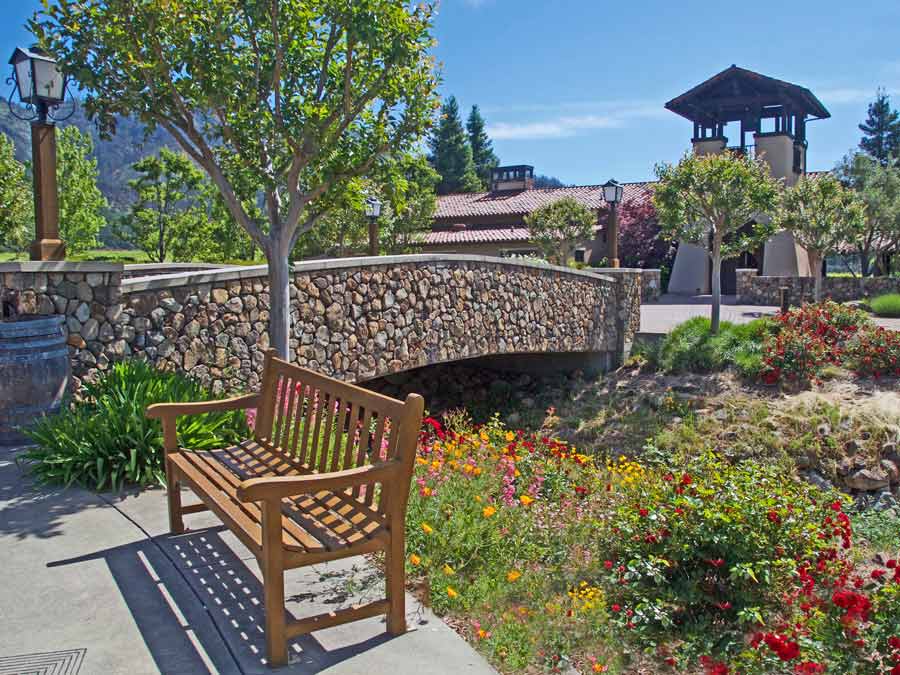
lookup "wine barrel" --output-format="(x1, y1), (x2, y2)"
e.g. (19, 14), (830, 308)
(0, 315), (70, 445)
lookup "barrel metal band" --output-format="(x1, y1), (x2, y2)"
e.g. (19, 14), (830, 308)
(1, 347), (69, 363)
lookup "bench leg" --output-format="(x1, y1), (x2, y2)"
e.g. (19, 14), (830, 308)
(165, 457), (185, 535)
(262, 501), (288, 667)
(385, 526), (407, 636)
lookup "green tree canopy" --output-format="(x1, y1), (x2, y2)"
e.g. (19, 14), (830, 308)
(429, 96), (480, 195)
(836, 152), (900, 276)
(524, 196), (596, 265)
(654, 151), (778, 333)
(859, 89), (900, 164)
(56, 126), (107, 255)
(119, 148), (210, 262)
(0, 132), (32, 253)
(36, 0), (439, 358)
(467, 104), (498, 190)
(773, 174), (866, 301)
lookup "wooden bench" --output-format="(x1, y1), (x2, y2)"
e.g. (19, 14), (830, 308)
(146, 349), (424, 667)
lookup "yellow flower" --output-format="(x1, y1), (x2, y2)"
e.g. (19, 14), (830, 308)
(446, 586), (458, 598)
(421, 522), (433, 535)
(505, 431), (515, 441)
(519, 495), (534, 506)
(416, 457), (428, 465)
(479, 431), (489, 442)
(482, 505), (496, 518)
(463, 464), (473, 474)
(422, 486), (432, 497)
(443, 563), (455, 575)
(431, 460), (441, 470)
(507, 570), (521, 582)
(474, 495), (482, 503)
(473, 467), (482, 476)
(476, 628), (487, 639)
(409, 553), (421, 566)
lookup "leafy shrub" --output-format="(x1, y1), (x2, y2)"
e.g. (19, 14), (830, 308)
(759, 302), (900, 383)
(657, 316), (771, 376)
(871, 293), (900, 318)
(21, 359), (249, 490)
(593, 451), (844, 667)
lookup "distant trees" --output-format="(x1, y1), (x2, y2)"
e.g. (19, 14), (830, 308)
(119, 149), (209, 262)
(467, 105), (498, 190)
(429, 96), (481, 195)
(525, 196), (596, 265)
(56, 126), (106, 255)
(654, 152), (778, 334)
(859, 89), (900, 165)
(836, 153), (900, 276)
(0, 132), (32, 252)
(773, 174), (866, 301)
(533, 174), (566, 188)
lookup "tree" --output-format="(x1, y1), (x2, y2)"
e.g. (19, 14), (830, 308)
(429, 96), (481, 195)
(36, 0), (438, 359)
(859, 89), (900, 164)
(604, 199), (676, 282)
(654, 151), (778, 334)
(466, 105), (498, 190)
(773, 174), (866, 301)
(525, 196), (596, 265)
(0, 132), (32, 253)
(836, 152), (900, 276)
(119, 149), (211, 262)
(56, 126), (106, 255)
(534, 174), (566, 188)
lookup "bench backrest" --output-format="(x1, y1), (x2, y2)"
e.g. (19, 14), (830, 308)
(253, 350), (423, 516)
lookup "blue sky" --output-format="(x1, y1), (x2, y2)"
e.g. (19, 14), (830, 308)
(4, 0), (899, 185)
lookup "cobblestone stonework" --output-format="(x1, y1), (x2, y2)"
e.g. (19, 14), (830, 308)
(737, 268), (900, 305)
(1, 255), (643, 393)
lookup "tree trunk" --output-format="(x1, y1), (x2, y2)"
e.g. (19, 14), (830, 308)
(809, 250), (823, 303)
(266, 245), (292, 359)
(710, 249), (722, 335)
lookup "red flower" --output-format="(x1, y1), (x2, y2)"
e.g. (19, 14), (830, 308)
(604, 560), (613, 569)
(887, 559), (897, 569)
(707, 558), (725, 568)
(610, 604), (621, 613)
(794, 661), (825, 674)
(768, 510), (782, 524)
(680, 473), (692, 486)
(638, 508), (649, 517)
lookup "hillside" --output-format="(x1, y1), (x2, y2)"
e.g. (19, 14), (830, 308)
(0, 104), (176, 210)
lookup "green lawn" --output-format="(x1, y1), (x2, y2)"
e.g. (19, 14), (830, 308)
(0, 248), (152, 263)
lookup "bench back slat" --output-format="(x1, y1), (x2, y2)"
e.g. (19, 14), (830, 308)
(253, 351), (421, 514)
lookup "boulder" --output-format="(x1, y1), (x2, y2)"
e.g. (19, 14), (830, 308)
(845, 468), (890, 492)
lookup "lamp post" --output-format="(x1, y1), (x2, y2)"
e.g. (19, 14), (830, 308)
(365, 196), (382, 256)
(602, 178), (624, 268)
(7, 46), (74, 261)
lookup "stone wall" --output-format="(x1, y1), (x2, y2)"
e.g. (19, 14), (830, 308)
(737, 268), (900, 305)
(1, 255), (641, 393)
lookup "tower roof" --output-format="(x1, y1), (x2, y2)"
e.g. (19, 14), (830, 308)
(665, 65), (830, 125)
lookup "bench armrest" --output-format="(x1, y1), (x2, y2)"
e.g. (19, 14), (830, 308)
(235, 461), (402, 503)
(146, 393), (261, 420)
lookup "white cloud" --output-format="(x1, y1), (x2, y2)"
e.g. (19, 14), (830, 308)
(487, 115), (621, 140)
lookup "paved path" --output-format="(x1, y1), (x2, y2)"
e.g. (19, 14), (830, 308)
(641, 294), (900, 334)
(0, 445), (494, 675)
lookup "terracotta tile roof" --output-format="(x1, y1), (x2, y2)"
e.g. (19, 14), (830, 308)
(434, 181), (656, 220)
(423, 227), (531, 246)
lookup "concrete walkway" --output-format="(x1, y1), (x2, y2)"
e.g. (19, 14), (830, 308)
(641, 294), (900, 334)
(0, 444), (494, 675)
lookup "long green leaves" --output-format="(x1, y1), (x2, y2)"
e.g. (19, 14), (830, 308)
(20, 359), (249, 491)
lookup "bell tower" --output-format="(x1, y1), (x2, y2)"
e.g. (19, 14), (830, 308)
(663, 65), (830, 294)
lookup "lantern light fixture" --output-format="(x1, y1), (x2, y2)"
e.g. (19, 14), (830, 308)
(7, 45), (74, 123)
(602, 178), (624, 205)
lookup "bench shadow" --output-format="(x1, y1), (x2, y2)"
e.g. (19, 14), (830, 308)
(48, 527), (402, 674)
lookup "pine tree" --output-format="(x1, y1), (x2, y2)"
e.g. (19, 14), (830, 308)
(429, 96), (481, 194)
(859, 89), (900, 164)
(467, 104), (498, 189)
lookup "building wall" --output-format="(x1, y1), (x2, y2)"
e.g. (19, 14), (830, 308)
(2, 255), (643, 393)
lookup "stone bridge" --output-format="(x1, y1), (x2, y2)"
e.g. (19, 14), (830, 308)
(1, 255), (647, 393)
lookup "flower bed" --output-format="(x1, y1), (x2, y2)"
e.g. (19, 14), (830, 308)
(760, 302), (900, 384)
(406, 414), (900, 674)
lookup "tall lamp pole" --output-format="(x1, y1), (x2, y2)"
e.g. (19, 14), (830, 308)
(7, 46), (74, 261)
(365, 196), (382, 257)
(602, 179), (624, 268)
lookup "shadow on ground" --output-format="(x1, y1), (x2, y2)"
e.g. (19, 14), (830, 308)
(47, 527), (422, 674)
